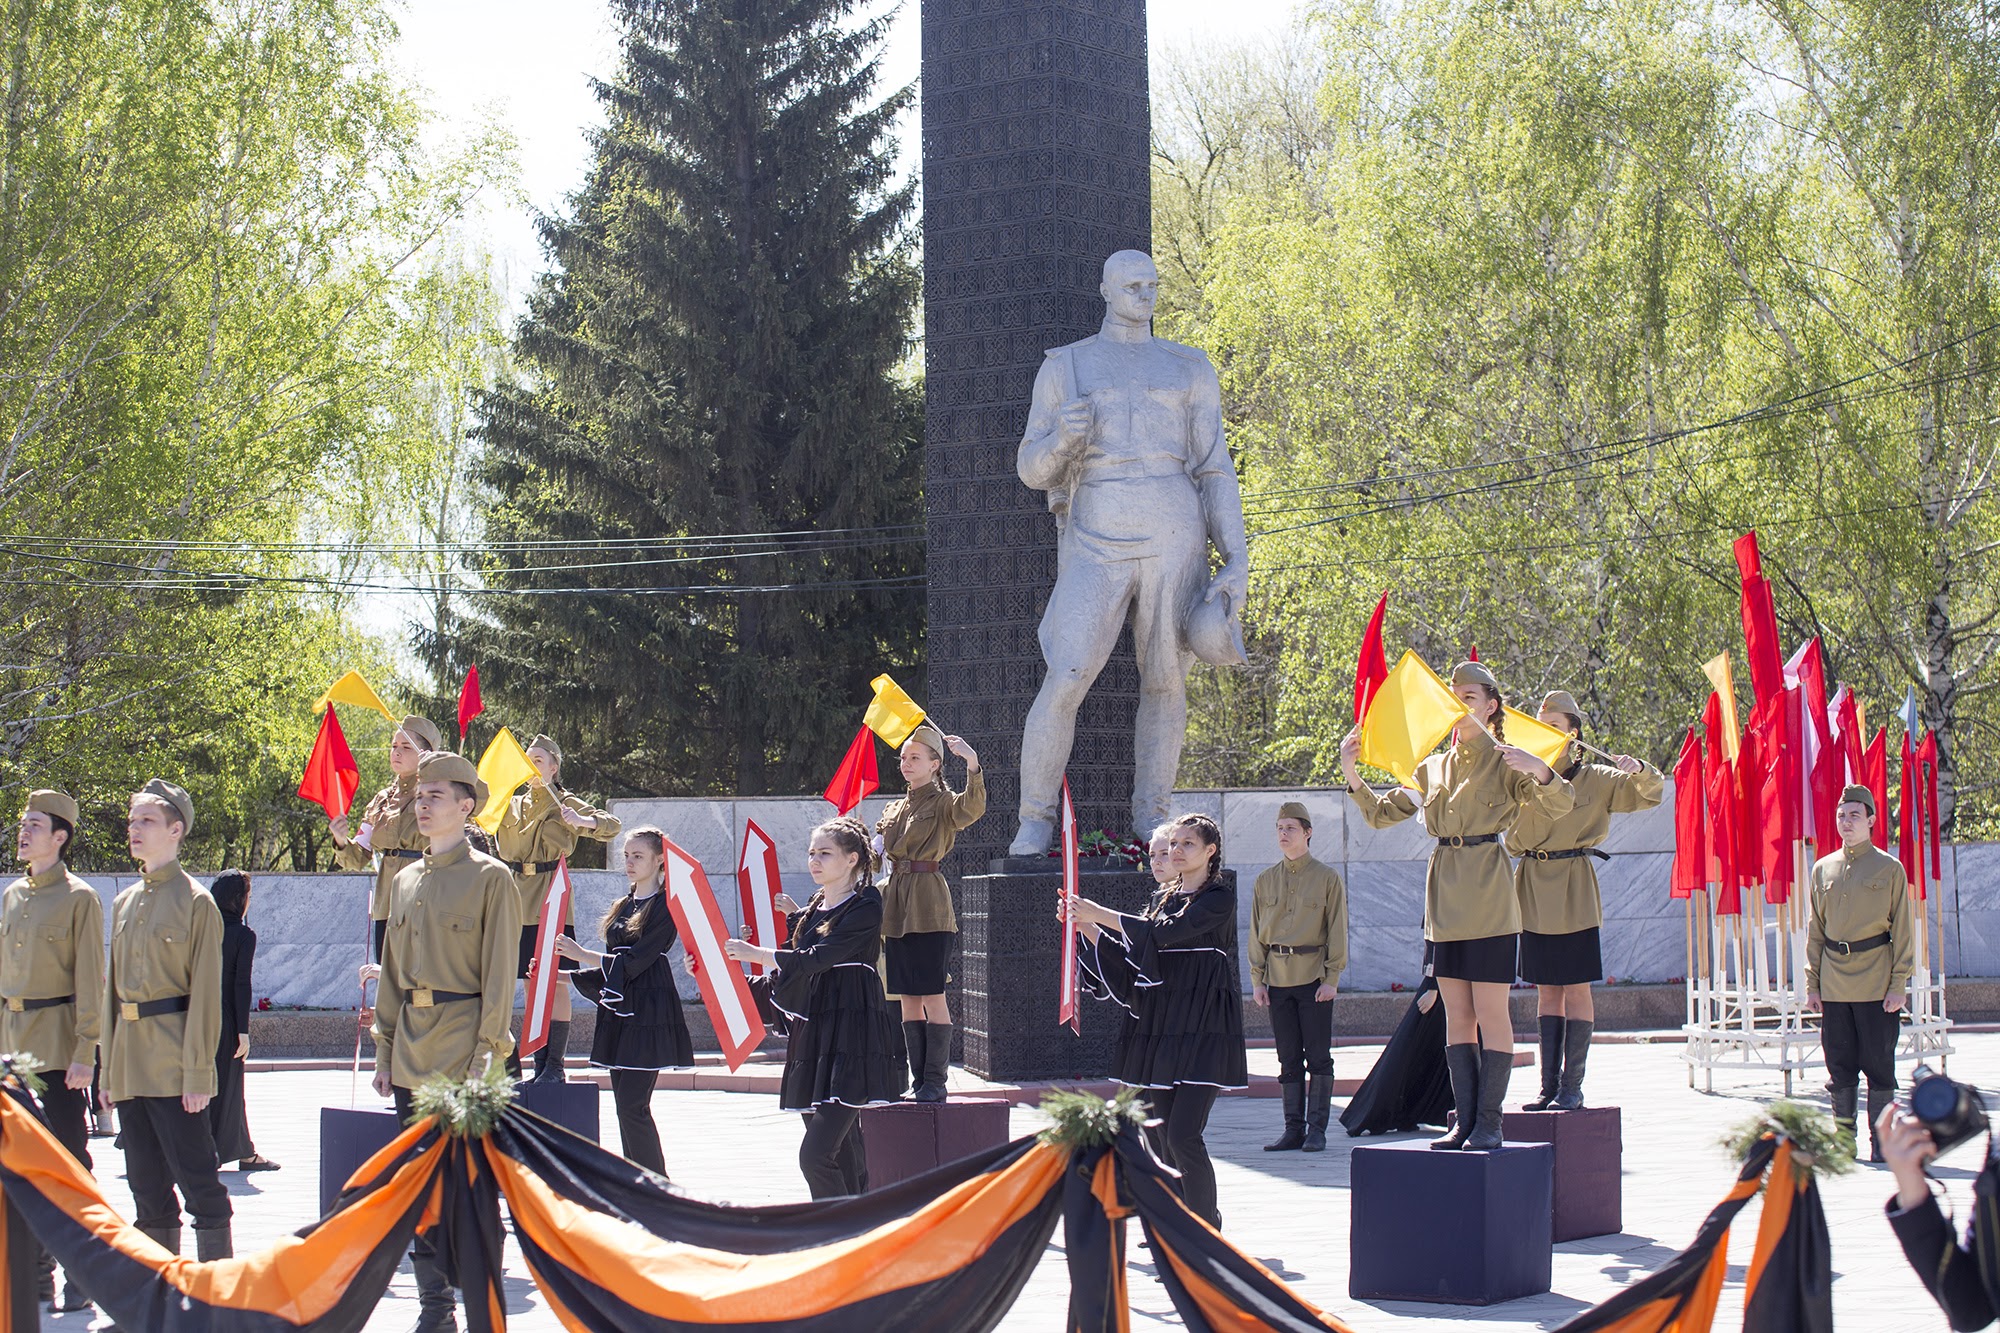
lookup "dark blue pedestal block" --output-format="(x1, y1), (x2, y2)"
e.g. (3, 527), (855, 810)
(515, 1080), (600, 1142)
(318, 1107), (402, 1216)
(1350, 1139), (1554, 1305)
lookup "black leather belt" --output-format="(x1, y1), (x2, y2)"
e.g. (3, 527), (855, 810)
(1267, 944), (1323, 955)
(1827, 932), (1892, 957)
(505, 859), (559, 876)
(3, 995), (73, 1013)
(900, 861), (943, 874)
(1437, 834), (1499, 848)
(1527, 847), (1612, 862)
(382, 848), (422, 860)
(408, 988), (480, 1008)
(117, 995), (189, 1021)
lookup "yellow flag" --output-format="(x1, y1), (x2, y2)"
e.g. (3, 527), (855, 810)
(863, 673), (927, 748)
(1360, 651), (1467, 787)
(1502, 708), (1575, 771)
(473, 727), (537, 833)
(311, 670), (396, 723)
(1701, 652), (1741, 760)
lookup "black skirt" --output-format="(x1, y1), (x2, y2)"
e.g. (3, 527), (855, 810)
(1518, 927), (1603, 986)
(1079, 883), (1248, 1091)
(776, 964), (909, 1109)
(1432, 933), (1519, 983)
(209, 1052), (253, 1163)
(884, 931), (953, 994)
(518, 923), (579, 978)
(1340, 979), (1453, 1136)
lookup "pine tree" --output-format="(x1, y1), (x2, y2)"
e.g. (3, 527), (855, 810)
(432, 0), (923, 797)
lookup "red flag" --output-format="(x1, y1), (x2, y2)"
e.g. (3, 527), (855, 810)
(1704, 693), (1740, 913)
(736, 819), (784, 976)
(1864, 727), (1889, 849)
(457, 664), (484, 740)
(1750, 694), (1796, 900)
(1918, 731), (1941, 878)
(1354, 592), (1389, 724)
(1899, 729), (1923, 894)
(822, 724), (879, 813)
(1733, 718), (1765, 890)
(1733, 532), (1785, 707)
(1058, 778), (1080, 1033)
(519, 857), (574, 1058)
(297, 705), (360, 820)
(662, 835), (766, 1070)
(1836, 689), (1864, 786)
(1671, 727), (1706, 899)
(1467, 643), (1479, 662)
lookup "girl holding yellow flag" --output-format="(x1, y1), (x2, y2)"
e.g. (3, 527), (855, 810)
(328, 714), (443, 961)
(1339, 660), (1573, 1152)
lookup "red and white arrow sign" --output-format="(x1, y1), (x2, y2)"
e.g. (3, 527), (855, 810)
(736, 819), (785, 973)
(663, 835), (766, 1070)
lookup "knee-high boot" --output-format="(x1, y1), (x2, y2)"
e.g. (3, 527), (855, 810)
(900, 1021), (926, 1099)
(1433, 1045), (1480, 1150)
(411, 1252), (459, 1333)
(532, 1020), (570, 1083)
(194, 1225), (233, 1261)
(1865, 1087), (1894, 1164)
(1302, 1074), (1334, 1153)
(1464, 1048), (1513, 1150)
(1829, 1085), (1858, 1153)
(1523, 1015), (1564, 1110)
(916, 1022), (951, 1102)
(1550, 1020), (1594, 1110)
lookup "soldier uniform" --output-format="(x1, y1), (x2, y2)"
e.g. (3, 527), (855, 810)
(1507, 690), (1664, 1110)
(1248, 801), (1347, 1152)
(332, 714), (441, 960)
(373, 750), (521, 1332)
(1807, 783), (1915, 1161)
(103, 780), (231, 1261)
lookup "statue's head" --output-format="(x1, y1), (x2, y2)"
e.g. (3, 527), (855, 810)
(1100, 250), (1159, 324)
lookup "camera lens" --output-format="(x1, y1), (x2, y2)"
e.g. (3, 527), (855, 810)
(1913, 1077), (1961, 1120)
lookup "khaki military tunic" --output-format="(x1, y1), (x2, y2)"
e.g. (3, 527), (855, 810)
(0, 863), (104, 1072)
(373, 841), (521, 1088)
(1806, 842), (1916, 1003)
(1249, 855), (1349, 989)
(1350, 730), (1575, 942)
(333, 775), (424, 921)
(495, 784), (621, 925)
(1509, 760), (1665, 934)
(877, 770), (987, 937)
(102, 861), (222, 1101)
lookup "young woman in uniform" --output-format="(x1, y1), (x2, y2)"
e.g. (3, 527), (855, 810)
(1507, 690), (1662, 1110)
(724, 816), (907, 1199)
(495, 734), (621, 1081)
(557, 826), (693, 1176)
(1338, 660), (1573, 1150)
(1068, 812), (1246, 1228)
(874, 724), (984, 1102)
(328, 715), (441, 960)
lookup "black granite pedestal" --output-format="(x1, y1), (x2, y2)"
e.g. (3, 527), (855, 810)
(959, 866), (1239, 1081)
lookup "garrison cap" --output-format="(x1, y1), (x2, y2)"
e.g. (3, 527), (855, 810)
(1838, 783), (1875, 817)
(527, 734), (562, 762)
(417, 751), (489, 807)
(398, 715), (444, 754)
(25, 790), (78, 827)
(1277, 801), (1313, 829)
(136, 779), (193, 834)
(1451, 660), (1499, 690)
(905, 723), (947, 758)
(1540, 691), (1584, 726)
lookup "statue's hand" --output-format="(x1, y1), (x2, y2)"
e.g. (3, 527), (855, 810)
(1056, 398), (1093, 452)
(1204, 557), (1249, 611)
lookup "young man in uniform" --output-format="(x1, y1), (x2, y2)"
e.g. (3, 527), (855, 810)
(3, 789), (103, 1310)
(1249, 801), (1349, 1153)
(101, 780), (230, 1261)
(373, 750), (521, 1333)
(1806, 783), (1915, 1163)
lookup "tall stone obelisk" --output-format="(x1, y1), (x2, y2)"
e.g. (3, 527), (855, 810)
(921, 0), (1157, 1078)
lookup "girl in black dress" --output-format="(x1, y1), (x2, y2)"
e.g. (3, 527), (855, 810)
(1340, 943), (1452, 1136)
(556, 826), (694, 1176)
(725, 816), (908, 1199)
(209, 870), (278, 1172)
(1068, 812), (1246, 1229)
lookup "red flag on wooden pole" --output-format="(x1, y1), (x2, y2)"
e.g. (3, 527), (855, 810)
(1899, 729), (1923, 894)
(457, 664), (484, 743)
(1864, 728), (1889, 850)
(822, 724), (879, 813)
(1354, 592), (1389, 724)
(297, 706), (360, 820)
(1670, 727), (1705, 899)
(1703, 693), (1740, 913)
(1918, 731), (1941, 879)
(1733, 532), (1786, 708)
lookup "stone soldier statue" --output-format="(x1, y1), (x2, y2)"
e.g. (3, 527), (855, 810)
(1009, 250), (1249, 856)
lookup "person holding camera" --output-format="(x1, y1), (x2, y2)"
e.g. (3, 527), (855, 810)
(1806, 783), (1915, 1163)
(1881, 1088), (1996, 1329)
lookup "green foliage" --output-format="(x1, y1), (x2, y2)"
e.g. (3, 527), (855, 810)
(437, 0), (923, 800)
(1721, 1100), (1856, 1179)
(1038, 1087), (1150, 1150)
(0, 1053), (48, 1096)
(1162, 0), (2000, 831)
(412, 1062), (517, 1139)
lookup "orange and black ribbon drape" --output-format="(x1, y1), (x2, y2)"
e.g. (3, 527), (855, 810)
(1554, 1135), (1832, 1333)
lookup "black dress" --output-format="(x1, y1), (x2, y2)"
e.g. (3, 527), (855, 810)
(772, 885), (909, 1109)
(1080, 881), (1248, 1090)
(1340, 971), (1453, 1136)
(209, 914), (255, 1163)
(571, 893), (694, 1071)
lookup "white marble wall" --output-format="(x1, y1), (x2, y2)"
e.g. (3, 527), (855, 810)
(63, 787), (1998, 1007)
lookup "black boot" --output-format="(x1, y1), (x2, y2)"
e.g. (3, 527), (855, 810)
(916, 1021), (951, 1102)
(900, 1021), (927, 1100)
(1523, 1015), (1564, 1110)
(1433, 1044), (1480, 1150)
(1264, 1083), (1306, 1151)
(194, 1224), (232, 1261)
(53, 1270), (92, 1312)
(34, 1250), (54, 1304)
(531, 1020), (570, 1083)
(1302, 1074), (1334, 1152)
(1465, 1048), (1513, 1150)
(1866, 1087), (1894, 1164)
(411, 1253), (459, 1333)
(1549, 1019), (1594, 1110)
(1829, 1084), (1858, 1155)
(137, 1224), (180, 1257)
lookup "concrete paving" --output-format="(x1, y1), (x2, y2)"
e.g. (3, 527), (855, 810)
(42, 1035), (1994, 1331)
